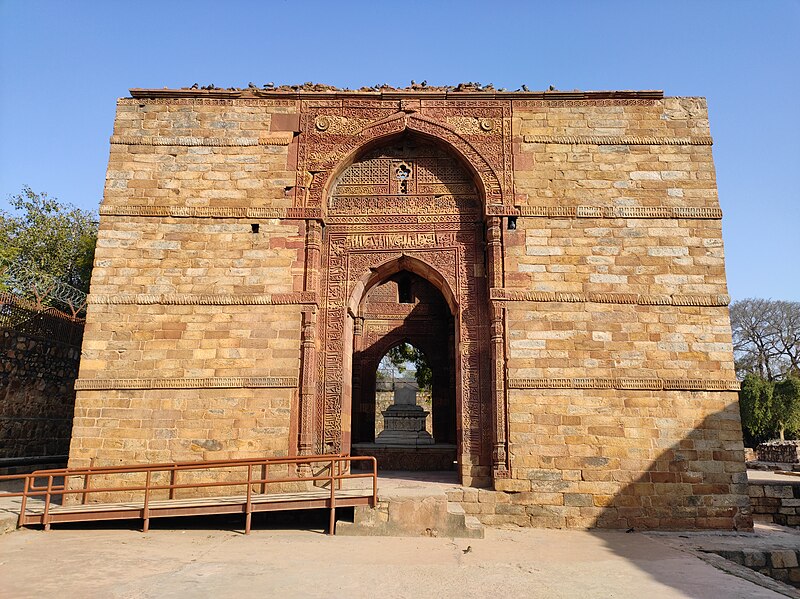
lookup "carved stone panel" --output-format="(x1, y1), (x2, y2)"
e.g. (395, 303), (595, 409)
(311, 136), (498, 478)
(296, 98), (514, 215)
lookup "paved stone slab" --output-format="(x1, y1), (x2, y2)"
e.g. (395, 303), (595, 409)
(0, 524), (789, 598)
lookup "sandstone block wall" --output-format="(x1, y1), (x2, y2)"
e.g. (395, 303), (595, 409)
(69, 98), (304, 469)
(69, 88), (750, 529)
(492, 96), (749, 529)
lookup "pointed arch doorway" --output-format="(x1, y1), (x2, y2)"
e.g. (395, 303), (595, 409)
(307, 132), (502, 487)
(350, 268), (457, 470)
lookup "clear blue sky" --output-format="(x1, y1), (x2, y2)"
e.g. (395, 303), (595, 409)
(1, 0), (798, 301)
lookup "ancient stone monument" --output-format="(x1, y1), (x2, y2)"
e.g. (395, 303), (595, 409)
(374, 381), (434, 446)
(68, 82), (751, 529)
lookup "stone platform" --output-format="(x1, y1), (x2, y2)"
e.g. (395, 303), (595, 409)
(351, 443), (456, 471)
(337, 471), (482, 538)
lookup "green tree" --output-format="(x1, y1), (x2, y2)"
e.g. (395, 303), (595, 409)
(773, 376), (800, 441)
(739, 374), (774, 442)
(378, 342), (433, 391)
(0, 186), (97, 294)
(739, 373), (800, 442)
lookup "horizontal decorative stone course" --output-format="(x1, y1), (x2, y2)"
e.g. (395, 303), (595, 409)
(490, 288), (730, 306)
(507, 377), (741, 391)
(119, 97), (296, 106)
(87, 292), (316, 306)
(513, 98), (660, 107)
(517, 206), (722, 219)
(98, 205), (322, 220)
(74, 377), (298, 391)
(109, 133), (293, 146)
(522, 135), (713, 145)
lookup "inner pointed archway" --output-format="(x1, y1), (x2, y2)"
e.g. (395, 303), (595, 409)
(350, 270), (457, 471)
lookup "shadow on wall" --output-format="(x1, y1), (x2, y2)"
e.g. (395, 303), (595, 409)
(512, 390), (752, 530)
(600, 405), (751, 531)
(0, 294), (84, 460)
(580, 404), (758, 597)
(513, 394), (752, 532)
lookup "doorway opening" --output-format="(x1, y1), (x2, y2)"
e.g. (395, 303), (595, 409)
(350, 270), (457, 471)
(374, 342), (432, 442)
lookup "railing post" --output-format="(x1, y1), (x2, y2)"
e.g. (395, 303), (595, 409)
(328, 458), (336, 535)
(82, 472), (91, 505)
(169, 467), (176, 500)
(372, 457), (378, 507)
(43, 475), (53, 531)
(245, 464), (253, 535)
(143, 470), (151, 532)
(261, 463), (267, 495)
(17, 475), (30, 528)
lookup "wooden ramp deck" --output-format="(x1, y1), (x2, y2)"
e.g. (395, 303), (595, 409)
(0, 455), (377, 535)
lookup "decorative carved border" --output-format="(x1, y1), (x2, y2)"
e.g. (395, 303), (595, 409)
(325, 214), (476, 225)
(119, 97), (296, 107)
(110, 133), (293, 146)
(99, 204), (721, 222)
(75, 377), (298, 391)
(514, 99), (659, 107)
(490, 289), (730, 307)
(87, 292), (316, 306)
(318, 230), (491, 464)
(517, 206), (722, 220)
(98, 205), (323, 220)
(522, 135), (712, 145)
(507, 378), (740, 391)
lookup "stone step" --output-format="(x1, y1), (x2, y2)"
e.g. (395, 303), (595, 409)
(336, 494), (484, 538)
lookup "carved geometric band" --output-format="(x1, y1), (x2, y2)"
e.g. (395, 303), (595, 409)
(119, 97), (296, 107)
(513, 99), (659, 107)
(109, 133), (294, 146)
(490, 289), (730, 307)
(75, 377), (299, 391)
(517, 206), (722, 219)
(87, 293), (317, 306)
(507, 378), (741, 391)
(522, 135), (713, 145)
(98, 205), (323, 220)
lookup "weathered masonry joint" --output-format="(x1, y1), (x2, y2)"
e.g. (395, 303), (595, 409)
(70, 86), (751, 530)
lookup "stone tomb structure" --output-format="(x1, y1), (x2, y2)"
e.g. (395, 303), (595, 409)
(373, 381), (434, 446)
(70, 86), (751, 529)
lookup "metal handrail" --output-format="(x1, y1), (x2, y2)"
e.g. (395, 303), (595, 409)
(0, 454), (378, 535)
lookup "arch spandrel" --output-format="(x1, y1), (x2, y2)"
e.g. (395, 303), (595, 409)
(296, 100), (514, 217)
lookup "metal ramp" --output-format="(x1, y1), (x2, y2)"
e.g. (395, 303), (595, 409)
(0, 454), (377, 534)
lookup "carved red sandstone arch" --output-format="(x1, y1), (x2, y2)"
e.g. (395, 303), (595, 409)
(312, 112), (507, 215)
(301, 112), (510, 483)
(348, 254), (459, 319)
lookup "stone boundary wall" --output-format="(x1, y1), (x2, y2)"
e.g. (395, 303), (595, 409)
(749, 481), (800, 528)
(451, 481), (800, 532)
(711, 548), (800, 589)
(0, 294), (84, 459)
(756, 442), (800, 464)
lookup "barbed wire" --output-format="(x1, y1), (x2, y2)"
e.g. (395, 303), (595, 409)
(1, 263), (87, 316)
